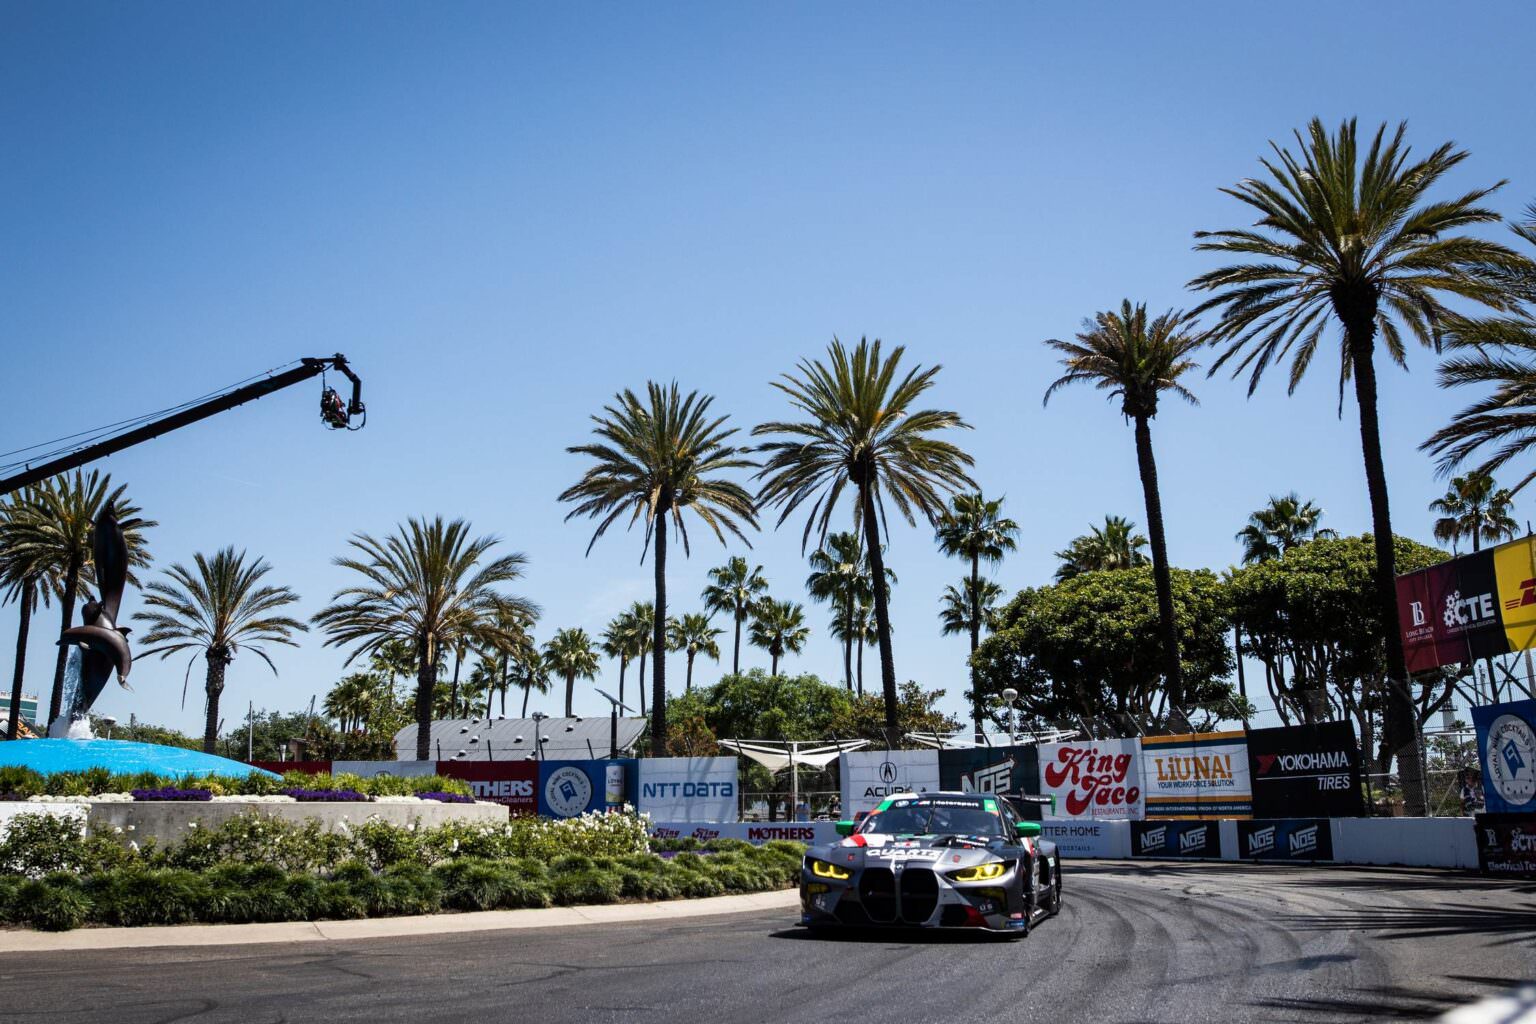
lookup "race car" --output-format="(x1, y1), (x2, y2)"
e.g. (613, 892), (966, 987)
(799, 791), (1061, 935)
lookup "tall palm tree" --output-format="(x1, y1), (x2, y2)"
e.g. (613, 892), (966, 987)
(629, 600), (656, 717)
(748, 598), (810, 676)
(601, 610), (638, 709)
(324, 672), (377, 734)
(939, 577), (1004, 644)
(1191, 119), (1526, 814)
(668, 612), (723, 692)
(755, 338), (975, 740)
(544, 627), (600, 717)
(1237, 493), (1337, 564)
(1045, 302), (1201, 707)
(6, 471), (154, 726)
(1429, 473), (1518, 553)
(134, 548), (307, 753)
(701, 556), (769, 675)
(1054, 515), (1150, 580)
(313, 517), (535, 760)
(1, 487), (52, 739)
(560, 382), (757, 750)
(510, 647), (551, 717)
(805, 532), (866, 691)
(935, 492), (1019, 732)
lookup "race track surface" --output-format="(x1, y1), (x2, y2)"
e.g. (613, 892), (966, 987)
(3, 861), (1532, 1024)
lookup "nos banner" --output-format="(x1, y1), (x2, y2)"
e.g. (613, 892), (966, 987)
(1038, 738), (1143, 820)
(1246, 722), (1364, 818)
(1472, 699), (1536, 814)
(838, 750), (940, 816)
(1130, 819), (1223, 859)
(1141, 732), (1251, 819)
(1396, 536), (1536, 672)
(1237, 818), (1333, 861)
(636, 757), (739, 822)
(937, 746), (1041, 814)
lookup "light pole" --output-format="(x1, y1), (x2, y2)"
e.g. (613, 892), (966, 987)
(531, 711), (549, 761)
(101, 715), (117, 740)
(594, 688), (634, 758)
(1000, 688), (1018, 745)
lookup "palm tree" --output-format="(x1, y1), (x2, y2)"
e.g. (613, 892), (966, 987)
(0, 487), (52, 740)
(755, 338), (975, 740)
(629, 600), (656, 717)
(701, 557), (769, 675)
(544, 627), (600, 717)
(668, 612), (723, 692)
(1429, 473), (1518, 553)
(939, 577), (1004, 643)
(1045, 301), (1200, 708)
(1237, 493), (1337, 564)
(1054, 515), (1150, 580)
(1191, 119), (1527, 814)
(560, 382), (757, 750)
(935, 492), (1019, 732)
(510, 647), (551, 717)
(5, 470), (154, 726)
(312, 517), (535, 760)
(324, 672), (378, 734)
(601, 610), (638, 708)
(748, 598), (810, 676)
(134, 548), (307, 753)
(805, 532), (866, 690)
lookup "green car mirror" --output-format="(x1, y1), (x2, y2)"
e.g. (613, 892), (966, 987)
(1016, 821), (1043, 838)
(835, 820), (855, 837)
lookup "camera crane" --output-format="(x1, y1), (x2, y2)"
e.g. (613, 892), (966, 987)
(0, 354), (364, 497)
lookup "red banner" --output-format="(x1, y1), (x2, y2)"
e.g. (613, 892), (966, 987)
(434, 760), (537, 814)
(1396, 551), (1510, 673)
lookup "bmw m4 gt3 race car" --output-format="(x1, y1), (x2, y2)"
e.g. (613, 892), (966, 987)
(799, 791), (1061, 936)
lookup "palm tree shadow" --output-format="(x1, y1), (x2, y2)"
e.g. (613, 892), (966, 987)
(1276, 902), (1536, 947)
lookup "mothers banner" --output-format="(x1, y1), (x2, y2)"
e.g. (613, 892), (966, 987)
(1396, 535), (1536, 672)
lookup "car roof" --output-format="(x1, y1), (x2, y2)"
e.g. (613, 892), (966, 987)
(878, 791), (998, 807)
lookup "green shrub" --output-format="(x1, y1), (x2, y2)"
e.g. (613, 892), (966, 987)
(351, 817), (427, 870)
(0, 874), (20, 922)
(548, 853), (594, 875)
(311, 879), (368, 920)
(85, 868), (209, 926)
(434, 858), (511, 912)
(0, 765), (44, 798)
(701, 838), (754, 854)
(0, 811), (126, 877)
(21, 875), (92, 931)
(665, 861), (724, 899)
(549, 868), (623, 906)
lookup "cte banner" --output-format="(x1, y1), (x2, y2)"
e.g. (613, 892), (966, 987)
(839, 750), (940, 816)
(635, 757), (738, 822)
(1130, 819), (1223, 859)
(1237, 818), (1333, 861)
(1039, 738), (1144, 821)
(1473, 813), (1536, 877)
(1472, 699), (1536, 814)
(938, 746), (1040, 815)
(1396, 536), (1536, 672)
(1246, 722), (1364, 818)
(1141, 732), (1252, 819)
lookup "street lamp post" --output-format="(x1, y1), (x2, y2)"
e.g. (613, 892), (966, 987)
(531, 711), (548, 760)
(1000, 688), (1018, 745)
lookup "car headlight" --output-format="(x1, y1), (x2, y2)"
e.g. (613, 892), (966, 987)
(809, 859), (852, 880)
(948, 861), (1008, 882)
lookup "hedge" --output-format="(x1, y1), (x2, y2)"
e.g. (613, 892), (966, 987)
(0, 765), (472, 800)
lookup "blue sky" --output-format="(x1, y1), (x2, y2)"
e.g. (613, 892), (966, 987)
(3, 2), (1535, 737)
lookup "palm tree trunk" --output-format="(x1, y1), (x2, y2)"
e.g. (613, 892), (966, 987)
(970, 551), (982, 740)
(732, 611), (743, 676)
(686, 651), (695, 692)
(500, 656), (509, 716)
(842, 596), (854, 691)
(652, 511), (669, 750)
(771, 650), (780, 676)
(859, 481), (899, 745)
(47, 556), (82, 725)
(449, 646), (463, 718)
(521, 683), (531, 717)
(564, 671), (575, 717)
(1346, 325), (1425, 815)
(1133, 415), (1185, 712)
(413, 637), (435, 761)
(202, 653), (228, 754)
(638, 655), (647, 716)
(8, 581), (34, 740)
(618, 656), (628, 708)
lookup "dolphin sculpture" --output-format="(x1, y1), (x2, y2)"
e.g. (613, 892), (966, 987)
(60, 507), (132, 717)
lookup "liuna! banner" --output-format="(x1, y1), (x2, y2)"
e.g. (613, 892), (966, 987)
(1141, 731), (1251, 819)
(1038, 738), (1143, 820)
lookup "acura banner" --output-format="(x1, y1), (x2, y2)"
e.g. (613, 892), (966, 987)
(1246, 722), (1363, 818)
(1396, 536), (1536, 672)
(838, 750), (940, 816)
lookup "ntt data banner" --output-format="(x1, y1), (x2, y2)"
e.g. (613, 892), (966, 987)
(1246, 722), (1364, 818)
(1473, 699), (1536, 814)
(839, 750), (940, 816)
(1141, 732), (1252, 819)
(636, 757), (739, 822)
(1039, 738), (1144, 821)
(1396, 536), (1536, 673)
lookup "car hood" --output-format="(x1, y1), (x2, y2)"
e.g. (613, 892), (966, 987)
(808, 835), (1019, 869)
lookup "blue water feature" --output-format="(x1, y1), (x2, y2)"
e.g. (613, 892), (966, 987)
(0, 739), (278, 779)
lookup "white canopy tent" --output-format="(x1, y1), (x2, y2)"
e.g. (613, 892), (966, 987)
(904, 727), (1081, 750)
(717, 739), (869, 819)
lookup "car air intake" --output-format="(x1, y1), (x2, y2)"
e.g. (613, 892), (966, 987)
(858, 867), (897, 924)
(898, 868), (938, 924)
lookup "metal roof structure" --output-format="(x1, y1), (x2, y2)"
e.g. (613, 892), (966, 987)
(394, 715), (648, 761)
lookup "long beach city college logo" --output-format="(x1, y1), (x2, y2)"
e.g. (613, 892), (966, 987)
(544, 766), (593, 817)
(1486, 714), (1536, 807)
(1410, 601), (1426, 626)
(878, 761), (899, 784)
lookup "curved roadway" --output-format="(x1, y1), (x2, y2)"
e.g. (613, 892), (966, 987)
(4, 862), (1533, 1023)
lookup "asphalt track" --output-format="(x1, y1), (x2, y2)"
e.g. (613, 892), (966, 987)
(3, 861), (1532, 1024)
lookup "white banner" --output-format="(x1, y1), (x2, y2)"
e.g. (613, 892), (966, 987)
(838, 749), (940, 817)
(1040, 819), (1131, 858)
(635, 757), (739, 822)
(1039, 738), (1144, 820)
(1141, 732), (1253, 819)
(648, 821), (841, 846)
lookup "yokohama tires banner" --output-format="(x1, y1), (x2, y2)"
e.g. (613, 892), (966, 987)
(1246, 722), (1363, 818)
(1038, 738), (1143, 820)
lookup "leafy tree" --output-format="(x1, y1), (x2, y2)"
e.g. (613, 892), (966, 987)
(1428, 472), (1517, 553)
(701, 557), (769, 675)
(134, 548), (307, 753)
(1045, 301), (1202, 710)
(971, 567), (1236, 732)
(561, 382), (757, 751)
(1237, 492), (1336, 564)
(1054, 515), (1149, 580)
(312, 516), (535, 760)
(749, 598), (810, 676)
(827, 681), (963, 746)
(755, 338), (974, 741)
(543, 627), (601, 717)
(934, 492), (1019, 733)
(805, 532), (884, 691)
(0, 487), (51, 739)
(324, 671), (386, 734)
(1191, 118), (1527, 814)
(3, 470), (154, 725)
(668, 611), (723, 692)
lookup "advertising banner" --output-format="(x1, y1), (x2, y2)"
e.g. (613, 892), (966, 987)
(435, 760), (538, 813)
(1039, 820), (1131, 859)
(1141, 732), (1251, 819)
(838, 750), (940, 816)
(538, 760), (637, 818)
(1472, 813), (1536, 877)
(1246, 722), (1364, 818)
(937, 746), (1041, 815)
(635, 757), (739, 822)
(1039, 738), (1144, 820)
(1472, 699), (1536, 814)
(335, 760), (439, 778)
(1237, 818), (1333, 861)
(1130, 819), (1224, 859)
(647, 821), (841, 846)
(1396, 536), (1536, 673)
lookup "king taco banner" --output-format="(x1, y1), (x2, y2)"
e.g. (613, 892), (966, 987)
(1038, 738), (1144, 820)
(1396, 536), (1536, 673)
(1141, 731), (1251, 819)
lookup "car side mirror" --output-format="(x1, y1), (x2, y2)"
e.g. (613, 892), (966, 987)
(835, 820), (855, 837)
(1016, 821), (1042, 838)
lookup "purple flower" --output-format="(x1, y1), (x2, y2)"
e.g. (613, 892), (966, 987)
(281, 788), (371, 802)
(131, 787), (214, 801)
(416, 791), (473, 803)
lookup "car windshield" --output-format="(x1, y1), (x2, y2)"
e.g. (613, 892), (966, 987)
(857, 801), (1004, 838)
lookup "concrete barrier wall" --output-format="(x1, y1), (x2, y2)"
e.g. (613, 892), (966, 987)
(1329, 817), (1479, 869)
(0, 801), (88, 841)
